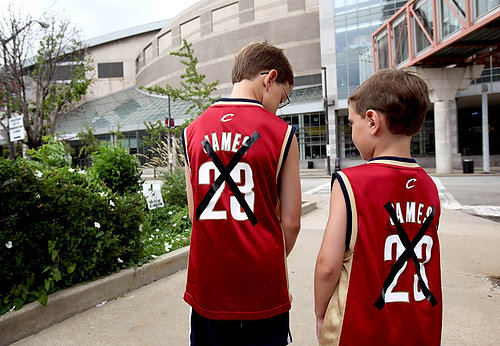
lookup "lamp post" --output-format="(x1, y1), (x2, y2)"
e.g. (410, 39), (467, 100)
(1, 19), (48, 158)
(321, 66), (331, 176)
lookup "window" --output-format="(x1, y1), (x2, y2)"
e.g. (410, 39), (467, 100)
(98, 62), (124, 78)
(158, 31), (172, 55)
(212, 3), (239, 33)
(180, 17), (201, 41)
(144, 44), (154, 65)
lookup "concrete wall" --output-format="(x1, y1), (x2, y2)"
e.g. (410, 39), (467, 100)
(135, 0), (321, 95)
(83, 31), (159, 102)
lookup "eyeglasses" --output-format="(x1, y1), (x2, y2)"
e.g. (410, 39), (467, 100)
(260, 71), (290, 109)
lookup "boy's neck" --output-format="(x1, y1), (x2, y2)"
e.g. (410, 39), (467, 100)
(228, 80), (262, 102)
(371, 134), (412, 160)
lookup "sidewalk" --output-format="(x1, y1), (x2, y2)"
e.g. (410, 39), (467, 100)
(14, 194), (499, 345)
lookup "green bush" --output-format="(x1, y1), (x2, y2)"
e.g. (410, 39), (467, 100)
(28, 135), (71, 170)
(90, 143), (142, 195)
(0, 158), (145, 315)
(141, 205), (191, 261)
(160, 167), (187, 207)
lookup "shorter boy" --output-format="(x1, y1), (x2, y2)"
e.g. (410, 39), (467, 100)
(314, 69), (442, 345)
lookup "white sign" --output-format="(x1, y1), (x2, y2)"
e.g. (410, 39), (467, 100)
(326, 144), (331, 157)
(142, 183), (164, 210)
(8, 116), (26, 141)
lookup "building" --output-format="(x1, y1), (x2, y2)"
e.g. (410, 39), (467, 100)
(55, 0), (499, 169)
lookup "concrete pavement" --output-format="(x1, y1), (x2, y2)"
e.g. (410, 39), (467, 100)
(14, 181), (500, 345)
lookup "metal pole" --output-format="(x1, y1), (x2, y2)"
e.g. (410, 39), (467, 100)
(321, 66), (331, 176)
(481, 84), (490, 173)
(168, 95), (172, 170)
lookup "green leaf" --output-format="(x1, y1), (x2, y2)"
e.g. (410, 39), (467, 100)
(38, 290), (48, 305)
(53, 268), (62, 281)
(51, 249), (59, 262)
(45, 279), (51, 291)
(67, 263), (76, 274)
(48, 240), (55, 253)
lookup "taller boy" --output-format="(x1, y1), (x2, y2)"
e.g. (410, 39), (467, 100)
(183, 42), (301, 345)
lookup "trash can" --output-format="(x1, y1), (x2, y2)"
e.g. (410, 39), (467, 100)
(462, 159), (474, 174)
(307, 161), (314, 169)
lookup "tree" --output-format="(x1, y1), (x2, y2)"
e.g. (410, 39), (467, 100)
(0, 8), (93, 152)
(142, 39), (219, 132)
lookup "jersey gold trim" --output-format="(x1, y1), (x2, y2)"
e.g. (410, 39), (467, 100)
(213, 101), (264, 107)
(367, 160), (420, 168)
(276, 125), (293, 180)
(320, 172), (358, 346)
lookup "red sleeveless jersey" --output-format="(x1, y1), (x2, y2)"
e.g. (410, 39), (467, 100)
(182, 98), (295, 320)
(320, 157), (442, 345)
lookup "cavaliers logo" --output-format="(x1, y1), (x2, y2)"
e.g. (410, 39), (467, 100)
(221, 113), (235, 122)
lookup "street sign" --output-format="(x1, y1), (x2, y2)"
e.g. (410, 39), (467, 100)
(8, 116), (26, 141)
(326, 144), (331, 157)
(142, 183), (165, 210)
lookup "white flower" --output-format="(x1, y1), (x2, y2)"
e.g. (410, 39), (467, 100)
(151, 254), (157, 259)
(68, 168), (75, 172)
(77, 170), (85, 174)
(117, 258), (123, 263)
(109, 200), (115, 207)
(139, 224), (143, 231)
(94, 222), (101, 228)
(164, 242), (172, 252)
(148, 237), (152, 241)
(99, 192), (106, 197)
(168, 211), (173, 215)
(183, 215), (187, 219)
(35, 170), (43, 178)
(155, 228), (160, 232)
(5, 241), (12, 249)
(185, 229), (189, 232)
(172, 223), (176, 227)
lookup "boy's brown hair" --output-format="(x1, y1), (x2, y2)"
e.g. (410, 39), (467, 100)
(348, 69), (430, 136)
(231, 41), (294, 86)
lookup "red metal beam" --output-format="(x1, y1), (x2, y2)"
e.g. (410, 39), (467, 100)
(407, 6), (415, 61)
(402, 10), (500, 68)
(410, 7), (434, 47)
(443, 0), (468, 28)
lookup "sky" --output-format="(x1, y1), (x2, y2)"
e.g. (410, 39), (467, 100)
(0, 0), (199, 40)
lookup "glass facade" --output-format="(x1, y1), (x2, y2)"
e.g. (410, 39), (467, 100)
(334, 0), (406, 100)
(280, 112), (327, 159)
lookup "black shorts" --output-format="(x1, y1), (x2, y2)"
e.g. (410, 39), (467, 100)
(190, 309), (292, 346)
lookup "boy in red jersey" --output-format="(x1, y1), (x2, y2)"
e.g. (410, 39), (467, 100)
(314, 69), (442, 345)
(182, 41), (301, 345)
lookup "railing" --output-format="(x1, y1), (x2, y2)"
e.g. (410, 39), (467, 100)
(372, 0), (500, 70)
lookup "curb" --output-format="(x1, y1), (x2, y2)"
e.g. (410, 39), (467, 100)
(1, 202), (318, 345)
(0, 247), (189, 345)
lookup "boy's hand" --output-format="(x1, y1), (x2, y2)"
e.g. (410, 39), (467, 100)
(316, 317), (324, 342)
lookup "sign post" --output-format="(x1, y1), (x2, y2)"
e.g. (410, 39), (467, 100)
(8, 115), (26, 142)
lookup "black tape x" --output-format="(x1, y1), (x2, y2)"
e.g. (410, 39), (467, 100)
(195, 131), (261, 226)
(374, 202), (438, 310)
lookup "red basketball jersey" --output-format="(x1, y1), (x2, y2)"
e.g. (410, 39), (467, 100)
(320, 157), (442, 346)
(182, 98), (296, 320)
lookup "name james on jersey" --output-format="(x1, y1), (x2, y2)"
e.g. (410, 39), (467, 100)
(389, 201), (434, 226)
(203, 132), (249, 153)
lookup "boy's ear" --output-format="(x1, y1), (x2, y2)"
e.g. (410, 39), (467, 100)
(263, 69), (278, 91)
(365, 109), (382, 136)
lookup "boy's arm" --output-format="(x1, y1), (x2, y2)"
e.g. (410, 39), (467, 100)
(185, 162), (194, 222)
(314, 179), (347, 341)
(279, 135), (301, 256)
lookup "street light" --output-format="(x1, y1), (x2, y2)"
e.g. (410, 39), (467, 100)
(321, 66), (331, 176)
